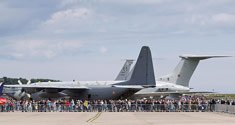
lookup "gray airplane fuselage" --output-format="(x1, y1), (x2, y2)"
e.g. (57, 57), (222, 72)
(28, 85), (136, 100)
(64, 85), (135, 100)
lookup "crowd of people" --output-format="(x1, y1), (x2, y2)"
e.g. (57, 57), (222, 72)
(1, 95), (235, 112)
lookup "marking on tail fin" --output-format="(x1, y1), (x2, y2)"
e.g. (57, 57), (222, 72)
(178, 74), (180, 78)
(115, 59), (134, 81)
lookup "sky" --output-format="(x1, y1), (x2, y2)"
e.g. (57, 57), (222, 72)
(0, 0), (235, 93)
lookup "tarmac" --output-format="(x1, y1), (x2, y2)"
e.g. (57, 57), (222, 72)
(0, 112), (235, 125)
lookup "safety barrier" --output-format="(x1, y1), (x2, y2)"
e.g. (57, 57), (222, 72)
(1, 104), (214, 112)
(2, 103), (235, 114)
(215, 104), (235, 114)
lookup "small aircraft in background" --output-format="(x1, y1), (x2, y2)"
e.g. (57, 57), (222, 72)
(0, 82), (7, 105)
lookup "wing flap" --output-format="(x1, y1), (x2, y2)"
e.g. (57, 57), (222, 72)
(136, 91), (215, 95)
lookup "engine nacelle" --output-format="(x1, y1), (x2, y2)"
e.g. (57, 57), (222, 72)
(13, 90), (26, 100)
(37, 91), (67, 98)
(24, 88), (42, 93)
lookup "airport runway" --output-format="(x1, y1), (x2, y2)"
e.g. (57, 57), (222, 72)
(0, 112), (235, 125)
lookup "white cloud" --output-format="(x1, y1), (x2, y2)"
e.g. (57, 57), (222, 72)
(54, 29), (65, 34)
(10, 53), (25, 59)
(61, 42), (82, 49)
(212, 13), (235, 23)
(60, 0), (167, 6)
(100, 0), (168, 4)
(188, 13), (235, 28)
(2, 40), (82, 59)
(39, 7), (93, 35)
(44, 8), (91, 26)
(190, 15), (209, 25)
(60, 0), (79, 7)
(42, 50), (56, 59)
(99, 47), (108, 53)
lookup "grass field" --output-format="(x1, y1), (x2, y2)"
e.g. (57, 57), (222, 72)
(205, 94), (235, 100)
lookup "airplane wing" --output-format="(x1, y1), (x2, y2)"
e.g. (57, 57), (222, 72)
(112, 85), (144, 89)
(135, 91), (215, 95)
(180, 55), (232, 60)
(5, 84), (90, 90)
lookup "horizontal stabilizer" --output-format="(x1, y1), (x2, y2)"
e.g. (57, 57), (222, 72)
(180, 55), (232, 60)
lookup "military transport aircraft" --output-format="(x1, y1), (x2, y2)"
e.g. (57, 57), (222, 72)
(134, 55), (230, 99)
(4, 59), (134, 100)
(5, 46), (156, 100)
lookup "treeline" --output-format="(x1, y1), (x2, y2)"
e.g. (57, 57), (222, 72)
(0, 77), (60, 85)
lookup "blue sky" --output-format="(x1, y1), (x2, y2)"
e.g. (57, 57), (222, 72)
(0, 0), (235, 93)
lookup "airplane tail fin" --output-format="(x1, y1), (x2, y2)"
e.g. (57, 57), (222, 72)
(0, 82), (5, 97)
(115, 46), (156, 86)
(115, 60), (134, 81)
(157, 55), (230, 87)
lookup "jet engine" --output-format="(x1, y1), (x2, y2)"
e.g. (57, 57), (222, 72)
(37, 89), (67, 98)
(13, 90), (26, 100)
